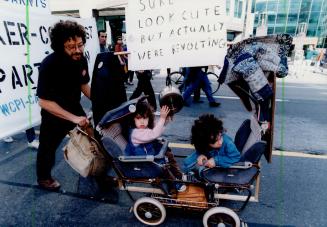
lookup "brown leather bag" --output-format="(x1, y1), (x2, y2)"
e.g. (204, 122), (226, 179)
(177, 185), (208, 208)
(63, 124), (107, 177)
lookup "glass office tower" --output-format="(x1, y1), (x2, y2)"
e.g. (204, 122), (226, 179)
(253, 0), (326, 47)
(320, 1), (327, 47)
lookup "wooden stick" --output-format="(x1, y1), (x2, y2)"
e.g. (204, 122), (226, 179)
(114, 51), (130, 55)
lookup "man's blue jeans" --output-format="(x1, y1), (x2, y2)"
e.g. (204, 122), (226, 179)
(182, 68), (215, 103)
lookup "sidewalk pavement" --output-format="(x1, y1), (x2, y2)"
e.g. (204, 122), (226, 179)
(285, 63), (327, 85)
(157, 64), (327, 85)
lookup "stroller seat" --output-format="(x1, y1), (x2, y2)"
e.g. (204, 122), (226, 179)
(202, 166), (259, 186)
(201, 116), (266, 186)
(98, 96), (169, 180)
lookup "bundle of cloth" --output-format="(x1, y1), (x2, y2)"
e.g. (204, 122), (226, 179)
(219, 34), (293, 121)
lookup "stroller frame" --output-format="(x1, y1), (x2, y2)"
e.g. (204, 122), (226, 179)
(95, 80), (274, 226)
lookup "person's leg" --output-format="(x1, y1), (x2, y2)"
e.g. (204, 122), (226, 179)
(183, 68), (201, 104)
(129, 72), (143, 100)
(193, 84), (202, 103)
(25, 127), (36, 143)
(200, 71), (220, 106)
(141, 72), (157, 111)
(26, 127), (39, 149)
(37, 119), (71, 181)
(165, 148), (183, 179)
(128, 70), (134, 84)
(178, 68), (189, 92)
(239, 145), (265, 163)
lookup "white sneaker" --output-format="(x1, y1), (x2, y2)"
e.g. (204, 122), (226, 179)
(177, 184), (187, 192)
(3, 137), (14, 143)
(28, 140), (39, 149)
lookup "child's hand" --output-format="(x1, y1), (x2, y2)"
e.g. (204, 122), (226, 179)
(197, 155), (208, 166)
(205, 158), (216, 168)
(160, 105), (170, 120)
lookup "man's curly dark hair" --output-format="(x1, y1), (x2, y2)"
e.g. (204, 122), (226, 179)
(191, 114), (224, 154)
(50, 20), (86, 52)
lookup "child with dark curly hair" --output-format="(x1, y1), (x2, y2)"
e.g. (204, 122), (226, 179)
(182, 114), (241, 176)
(125, 101), (186, 192)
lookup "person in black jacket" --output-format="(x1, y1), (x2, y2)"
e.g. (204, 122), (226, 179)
(36, 20), (91, 190)
(91, 52), (127, 127)
(91, 51), (127, 191)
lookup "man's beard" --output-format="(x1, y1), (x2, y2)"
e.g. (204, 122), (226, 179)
(71, 53), (83, 60)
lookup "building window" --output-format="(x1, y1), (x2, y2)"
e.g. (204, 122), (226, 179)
(268, 14), (276, 25)
(234, 0), (243, 18)
(226, 0), (230, 15)
(227, 32), (236, 41)
(286, 26), (296, 35)
(275, 26), (286, 34)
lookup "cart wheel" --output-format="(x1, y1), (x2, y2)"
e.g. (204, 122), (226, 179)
(241, 221), (248, 227)
(133, 197), (166, 226)
(203, 207), (240, 227)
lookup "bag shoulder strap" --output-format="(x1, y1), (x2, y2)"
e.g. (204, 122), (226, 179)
(75, 125), (105, 153)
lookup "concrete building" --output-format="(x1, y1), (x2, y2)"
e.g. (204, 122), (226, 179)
(320, 1), (327, 47)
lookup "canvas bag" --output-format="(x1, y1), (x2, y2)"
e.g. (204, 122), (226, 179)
(63, 124), (107, 177)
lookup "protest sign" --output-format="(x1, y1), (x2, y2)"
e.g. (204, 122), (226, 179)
(0, 8), (99, 139)
(126, 0), (227, 70)
(0, 0), (50, 14)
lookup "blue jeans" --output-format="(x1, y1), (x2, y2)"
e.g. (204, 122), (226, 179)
(182, 68), (215, 103)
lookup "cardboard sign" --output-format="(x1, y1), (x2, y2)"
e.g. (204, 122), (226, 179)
(0, 0), (50, 14)
(126, 0), (227, 70)
(0, 9), (99, 139)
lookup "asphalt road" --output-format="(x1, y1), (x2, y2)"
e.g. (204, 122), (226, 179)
(149, 74), (327, 154)
(0, 72), (326, 226)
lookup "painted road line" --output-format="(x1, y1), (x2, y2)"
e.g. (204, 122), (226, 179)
(126, 91), (290, 102)
(168, 143), (327, 159)
(279, 85), (327, 90)
(34, 132), (325, 159)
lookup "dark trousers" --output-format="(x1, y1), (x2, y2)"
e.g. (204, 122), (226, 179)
(165, 149), (183, 180)
(126, 70), (134, 83)
(130, 71), (157, 111)
(25, 127), (36, 143)
(37, 117), (74, 180)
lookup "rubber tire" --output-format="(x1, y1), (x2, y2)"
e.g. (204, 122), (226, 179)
(133, 197), (166, 226)
(203, 207), (240, 227)
(169, 71), (184, 85)
(207, 72), (220, 95)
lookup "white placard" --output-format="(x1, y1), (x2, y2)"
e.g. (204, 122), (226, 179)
(0, 0), (50, 14)
(126, 0), (227, 70)
(0, 9), (99, 139)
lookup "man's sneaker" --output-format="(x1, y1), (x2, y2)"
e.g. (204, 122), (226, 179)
(28, 140), (39, 149)
(209, 102), (221, 107)
(3, 137), (14, 143)
(37, 178), (61, 191)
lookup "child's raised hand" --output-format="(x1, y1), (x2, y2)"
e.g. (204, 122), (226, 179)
(160, 105), (170, 120)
